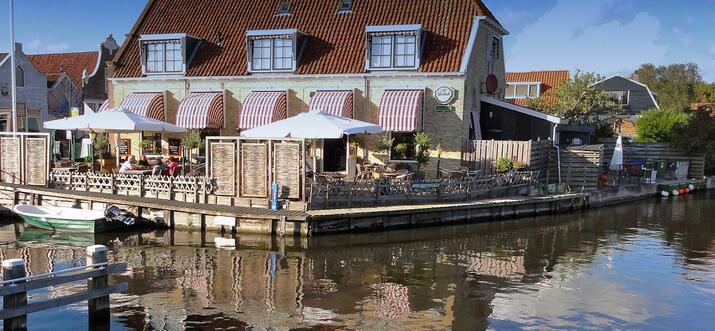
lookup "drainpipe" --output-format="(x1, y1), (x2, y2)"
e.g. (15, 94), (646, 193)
(552, 123), (561, 184)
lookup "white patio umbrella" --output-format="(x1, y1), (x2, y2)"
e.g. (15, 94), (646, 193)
(44, 108), (187, 165)
(609, 134), (624, 170)
(241, 109), (382, 139)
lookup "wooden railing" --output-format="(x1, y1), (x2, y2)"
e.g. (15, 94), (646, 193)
(0, 245), (126, 331)
(308, 171), (539, 210)
(49, 171), (214, 200)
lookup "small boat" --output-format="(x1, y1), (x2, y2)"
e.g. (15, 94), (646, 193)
(12, 205), (129, 233)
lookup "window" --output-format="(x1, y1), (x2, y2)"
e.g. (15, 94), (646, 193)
(142, 132), (163, 155)
(247, 31), (303, 72)
(389, 132), (417, 161)
(15, 66), (24, 87)
(607, 90), (629, 105)
(486, 36), (501, 74)
(368, 31), (420, 70)
(505, 83), (541, 99)
(23, 117), (40, 133)
(144, 41), (182, 73)
(0, 114), (7, 132)
(277, 1), (292, 15)
(338, 0), (353, 13)
(366, 25), (422, 70)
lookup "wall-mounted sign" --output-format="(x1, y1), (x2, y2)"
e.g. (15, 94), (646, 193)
(168, 138), (182, 156)
(0, 83), (8, 97)
(434, 86), (456, 105)
(70, 107), (80, 117)
(435, 105), (455, 112)
(118, 139), (131, 156)
(485, 74), (499, 94)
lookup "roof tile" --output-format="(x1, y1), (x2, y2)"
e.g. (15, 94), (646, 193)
(506, 70), (569, 106)
(28, 51), (99, 88)
(114, 0), (498, 77)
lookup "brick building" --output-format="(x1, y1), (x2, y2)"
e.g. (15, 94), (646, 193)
(108, 0), (560, 174)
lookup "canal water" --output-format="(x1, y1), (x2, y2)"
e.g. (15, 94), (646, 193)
(0, 192), (713, 330)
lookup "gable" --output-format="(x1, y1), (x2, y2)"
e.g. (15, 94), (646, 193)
(28, 51), (99, 89)
(113, 0), (500, 77)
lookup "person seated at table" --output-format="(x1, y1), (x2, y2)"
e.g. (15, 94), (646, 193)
(119, 155), (140, 173)
(167, 156), (180, 176)
(138, 154), (150, 167)
(152, 156), (167, 176)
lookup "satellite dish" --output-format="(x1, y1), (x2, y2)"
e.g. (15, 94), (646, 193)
(486, 74), (499, 94)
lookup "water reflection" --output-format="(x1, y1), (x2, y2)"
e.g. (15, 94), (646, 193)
(0, 193), (713, 330)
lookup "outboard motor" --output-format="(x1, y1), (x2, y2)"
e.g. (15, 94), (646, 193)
(104, 205), (137, 226)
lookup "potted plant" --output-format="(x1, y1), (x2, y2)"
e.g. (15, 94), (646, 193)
(93, 133), (115, 171)
(496, 157), (513, 173)
(137, 140), (154, 154)
(414, 132), (432, 175)
(182, 129), (204, 161)
(512, 161), (528, 171)
(393, 143), (408, 160)
(373, 133), (393, 164)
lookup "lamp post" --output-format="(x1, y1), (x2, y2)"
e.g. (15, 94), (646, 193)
(436, 143), (444, 178)
(9, 0), (18, 134)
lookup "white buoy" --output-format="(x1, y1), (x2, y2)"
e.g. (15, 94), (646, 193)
(672, 190), (680, 196)
(688, 184), (695, 191)
(661, 191), (670, 197)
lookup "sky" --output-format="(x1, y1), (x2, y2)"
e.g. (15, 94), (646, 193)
(1, 0), (714, 81)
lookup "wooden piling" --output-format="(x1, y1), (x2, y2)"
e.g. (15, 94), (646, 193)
(86, 245), (110, 330)
(2, 259), (27, 331)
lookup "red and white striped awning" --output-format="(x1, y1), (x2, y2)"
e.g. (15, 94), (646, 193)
(238, 91), (287, 129)
(308, 90), (353, 117)
(99, 100), (110, 112)
(176, 92), (224, 129)
(119, 92), (165, 121)
(378, 90), (424, 132)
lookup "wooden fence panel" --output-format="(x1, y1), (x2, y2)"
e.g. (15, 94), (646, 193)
(241, 143), (268, 198)
(25, 138), (48, 186)
(462, 140), (550, 178)
(1, 137), (21, 184)
(272, 142), (301, 200)
(602, 142), (705, 178)
(548, 145), (603, 191)
(210, 142), (237, 196)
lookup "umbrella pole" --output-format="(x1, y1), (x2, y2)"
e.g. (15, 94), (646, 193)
(116, 133), (120, 167)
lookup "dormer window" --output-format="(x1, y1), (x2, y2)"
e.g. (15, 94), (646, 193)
(366, 25), (422, 71)
(140, 33), (201, 75)
(246, 29), (306, 73)
(277, 1), (292, 16)
(505, 82), (541, 99)
(338, 0), (353, 13)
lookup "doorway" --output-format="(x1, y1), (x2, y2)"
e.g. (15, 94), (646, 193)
(322, 137), (347, 172)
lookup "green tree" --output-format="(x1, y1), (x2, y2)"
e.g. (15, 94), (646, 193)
(671, 108), (715, 174)
(635, 108), (690, 142)
(694, 82), (715, 104)
(632, 63), (703, 111)
(526, 71), (619, 121)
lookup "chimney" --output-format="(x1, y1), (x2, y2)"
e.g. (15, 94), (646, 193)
(14, 42), (22, 53)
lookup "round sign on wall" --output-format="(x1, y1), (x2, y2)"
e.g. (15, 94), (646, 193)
(434, 86), (456, 104)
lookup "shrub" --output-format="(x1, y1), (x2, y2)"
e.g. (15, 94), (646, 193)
(374, 133), (392, 153)
(635, 108), (690, 142)
(182, 130), (204, 150)
(496, 157), (513, 173)
(671, 109), (715, 174)
(414, 132), (432, 171)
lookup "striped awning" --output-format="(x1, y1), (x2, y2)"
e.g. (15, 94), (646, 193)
(378, 90), (424, 132)
(308, 90), (353, 117)
(238, 91), (287, 129)
(119, 92), (165, 121)
(176, 92), (224, 129)
(99, 100), (110, 112)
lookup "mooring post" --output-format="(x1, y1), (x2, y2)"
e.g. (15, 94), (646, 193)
(3, 259), (28, 331)
(86, 245), (110, 330)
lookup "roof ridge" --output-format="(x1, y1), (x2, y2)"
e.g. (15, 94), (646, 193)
(27, 50), (99, 56)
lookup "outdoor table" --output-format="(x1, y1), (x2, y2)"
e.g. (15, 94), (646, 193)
(123, 169), (153, 175)
(53, 167), (80, 172)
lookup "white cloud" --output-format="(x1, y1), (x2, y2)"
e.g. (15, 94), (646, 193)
(506, 0), (667, 76)
(20, 38), (70, 54)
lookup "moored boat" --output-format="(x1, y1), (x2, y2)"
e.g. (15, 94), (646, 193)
(12, 205), (128, 233)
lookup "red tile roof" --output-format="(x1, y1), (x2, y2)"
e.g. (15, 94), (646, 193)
(113, 0), (499, 78)
(506, 70), (569, 106)
(28, 51), (99, 88)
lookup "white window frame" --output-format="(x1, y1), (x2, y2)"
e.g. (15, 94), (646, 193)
(246, 29), (302, 73)
(139, 34), (200, 76)
(366, 25), (422, 71)
(505, 82), (541, 99)
(606, 90), (630, 106)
